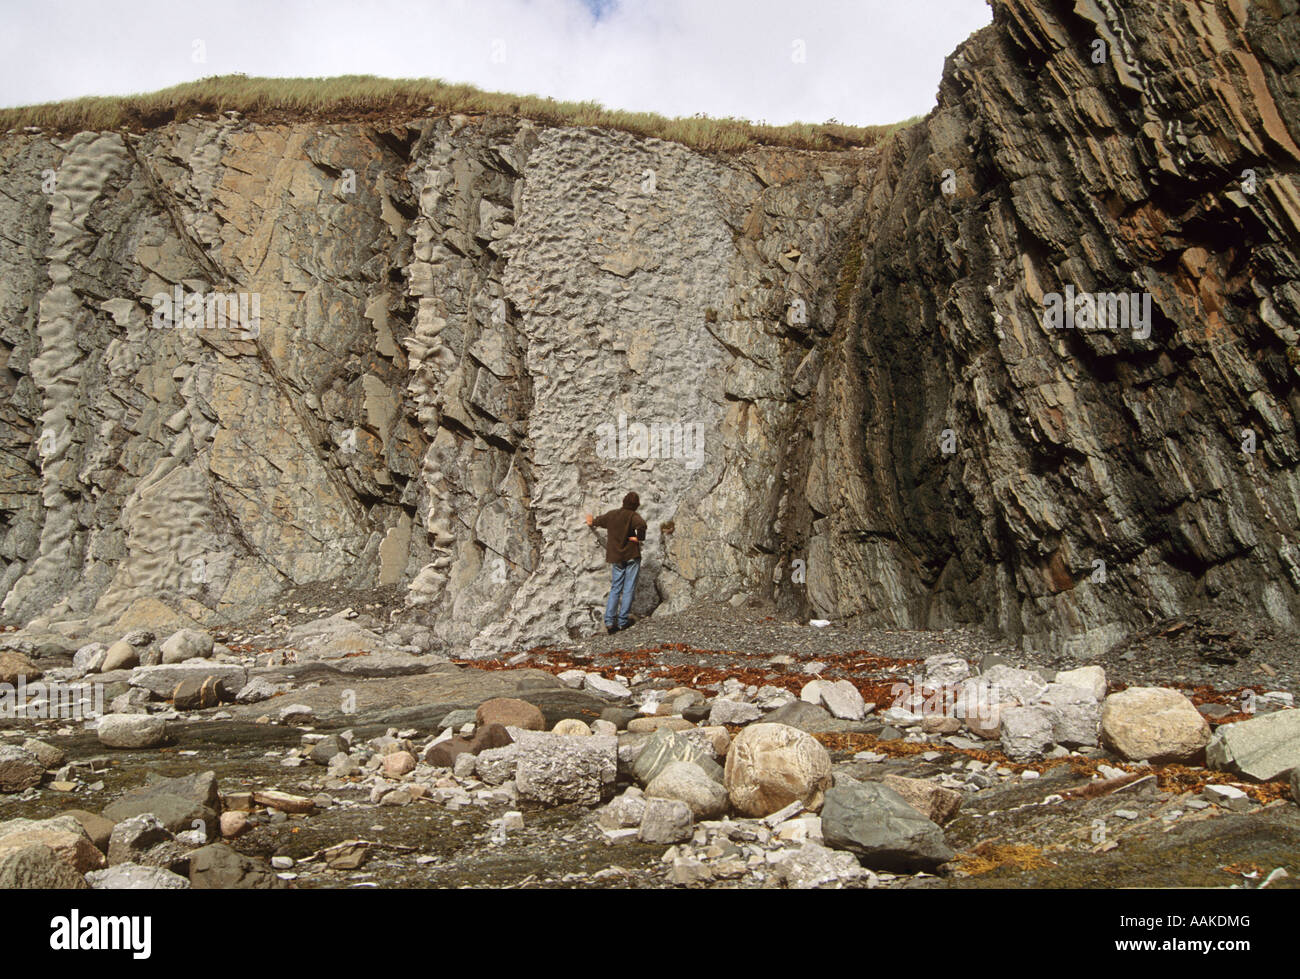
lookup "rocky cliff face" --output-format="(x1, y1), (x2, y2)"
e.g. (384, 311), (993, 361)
(813, 0), (1300, 656)
(1, 0), (1298, 658)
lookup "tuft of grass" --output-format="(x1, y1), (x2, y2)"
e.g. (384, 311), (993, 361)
(0, 74), (924, 154)
(953, 843), (1053, 876)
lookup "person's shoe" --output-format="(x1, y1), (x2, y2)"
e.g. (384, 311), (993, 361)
(606, 624), (620, 635)
(621, 617), (636, 630)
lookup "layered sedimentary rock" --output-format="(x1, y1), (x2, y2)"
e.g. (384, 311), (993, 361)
(1, 0), (1298, 657)
(806, 0), (1300, 655)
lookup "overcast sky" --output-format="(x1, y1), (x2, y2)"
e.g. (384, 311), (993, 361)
(0, 0), (992, 126)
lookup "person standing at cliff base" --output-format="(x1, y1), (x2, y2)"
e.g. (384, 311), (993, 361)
(584, 492), (648, 634)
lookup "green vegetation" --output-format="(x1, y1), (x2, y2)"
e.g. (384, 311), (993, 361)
(0, 74), (924, 153)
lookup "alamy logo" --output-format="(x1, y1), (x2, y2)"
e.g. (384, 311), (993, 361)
(0, 677), (104, 719)
(1041, 285), (1151, 340)
(595, 413), (705, 470)
(50, 910), (151, 959)
(150, 286), (261, 339)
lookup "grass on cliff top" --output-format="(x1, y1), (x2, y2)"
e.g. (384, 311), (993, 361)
(0, 74), (922, 153)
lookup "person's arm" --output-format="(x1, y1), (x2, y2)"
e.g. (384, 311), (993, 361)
(628, 516), (647, 543)
(589, 510), (611, 529)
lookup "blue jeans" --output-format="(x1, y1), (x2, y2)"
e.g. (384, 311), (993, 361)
(604, 559), (640, 629)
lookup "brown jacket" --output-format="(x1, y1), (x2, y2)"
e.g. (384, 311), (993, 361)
(593, 507), (647, 564)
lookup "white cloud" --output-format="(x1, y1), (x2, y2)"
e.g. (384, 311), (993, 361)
(0, 0), (992, 125)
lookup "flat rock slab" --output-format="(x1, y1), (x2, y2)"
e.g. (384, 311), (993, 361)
(103, 771), (221, 833)
(251, 655), (449, 683)
(130, 664), (248, 698)
(1207, 709), (1300, 781)
(188, 843), (290, 889)
(222, 666), (610, 730)
(252, 790), (314, 814)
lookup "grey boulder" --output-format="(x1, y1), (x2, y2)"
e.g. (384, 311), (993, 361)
(1206, 709), (1300, 781)
(96, 713), (168, 749)
(821, 780), (954, 874)
(513, 731), (617, 806)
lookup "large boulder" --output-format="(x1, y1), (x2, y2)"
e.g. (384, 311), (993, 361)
(645, 761), (729, 819)
(424, 723), (514, 767)
(382, 751), (416, 777)
(475, 744), (520, 785)
(597, 787), (647, 830)
(96, 713), (169, 749)
(0, 650), (40, 684)
(1038, 682), (1102, 747)
(632, 728), (723, 786)
(476, 697), (545, 731)
(64, 810), (115, 853)
(277, 703), (315, 725)
(22, 738), (66, 769)
(723, 723), (833, 817)
(107, 814), (172, 866)
(513, 731), (618, 806)
(0, 815), (105, 873)
(159, 629), (214, 664)
(821, 780), (954, 873)
(102, 771), (221, 834)
(171, 676), (225, 710)
(1100, 687), (1210, 762)
(188, 843), (290, 888)
(0, 744), (44, 792)
(982, 665), (1049, 706)
(999, 706), (1055, 761)
(1206, 709), (1300, 781)
(922, 653), (971, 687)
(309, 736), (347, 765)
(128, 664), (246, 699)
(0, 844), (89, 889)
(585, 674), (632, 701)
(72, 642), (108, 676)
(1054, 666), (1107, 700)
(707, 699), (764, 726)
(963, 701), (1005, 740)
(100, 640), (140, 672)
(637, 798), (693, 844)
(808, 679), (869, 720)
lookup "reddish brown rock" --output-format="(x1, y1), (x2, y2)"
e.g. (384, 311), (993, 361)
(424, 723), (514, 768)
(0, 651), (39, 685)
